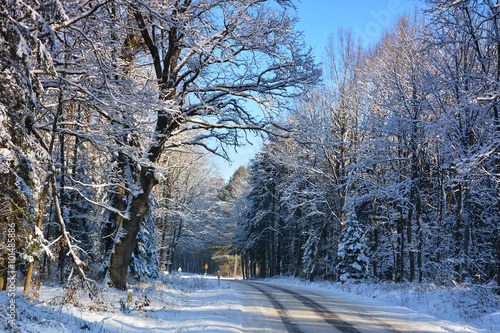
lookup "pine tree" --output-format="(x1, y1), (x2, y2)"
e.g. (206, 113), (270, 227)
(336, 213), (369, 281)
(129, 211), (159, 280)
(0, 0), (48, 290)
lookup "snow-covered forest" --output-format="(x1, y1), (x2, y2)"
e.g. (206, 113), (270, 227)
(238, 2), (500, 288)
(0, 0), (499, 311)
(0, 0), (317, 295)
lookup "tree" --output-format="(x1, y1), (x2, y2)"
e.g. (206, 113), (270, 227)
(104, 0), (319, 289)
(237, 28), (366, 281)
(360, 13), (437, 282)
(241, 149), (281, 278)
(336, 213), (369, 281)
(153, 147), (226, 275)
(1, 0), (318, 291)
(232, 4), (500, 289)
(424, 0), (500, 284)
(129, 207), (159, 280)
(0, 0), (42, 289)
(0, 0), (101, 294)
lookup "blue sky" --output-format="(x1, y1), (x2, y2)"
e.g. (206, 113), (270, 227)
(295, 0), (419, 57)
(213, 0), (420, 180)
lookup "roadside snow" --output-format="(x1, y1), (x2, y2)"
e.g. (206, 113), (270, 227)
(1, 274), (498, 332)
(0, 274), (243, 332)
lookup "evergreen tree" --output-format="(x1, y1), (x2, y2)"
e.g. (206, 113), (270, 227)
(129, 211), (159, 280)
(0, 0), (52, 290)
(241, 149), (282, 278)
(336, 213), (369, 281)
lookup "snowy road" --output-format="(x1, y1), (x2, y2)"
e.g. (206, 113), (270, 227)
(228, 280), (461, 333)
(7, 276), (490, 332)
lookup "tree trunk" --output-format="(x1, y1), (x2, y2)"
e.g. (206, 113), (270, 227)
(496, 234), (500, 291)
(233, 256), (238, 278)
(408, 154), (419, 282)
(407, 204), (415, 282)
(370, 211), (379, 278)
(0, 264), (6, 291)
(159, 229), (167, 271)
(259, 240), (267, 278)
(58, 132), (68, 284)
(294, 234), (303, 278)
(108, 167), (156, 290)
(454, 182), (463, 279)
(397, 207), (405, 282)
(106, 7), (180, 290)
(241, 253), (246, 279)
(23, 97), (62, 295)
(417, 215), (423, 283)
(310, 222), (328, 282)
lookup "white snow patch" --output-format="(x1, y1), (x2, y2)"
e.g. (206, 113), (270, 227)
(0, 148), (15, 163)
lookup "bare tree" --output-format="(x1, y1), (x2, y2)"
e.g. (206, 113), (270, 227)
(104, 0), (319, 289)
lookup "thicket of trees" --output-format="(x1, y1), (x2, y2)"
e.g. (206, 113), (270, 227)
(0, 0), (318, 294)
(238, 2), (500, 288)
(1, 0), (499, 297)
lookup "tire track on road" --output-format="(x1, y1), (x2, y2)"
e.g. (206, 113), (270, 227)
(271, 284), (399, 333)
(240, 282), (304, 333)
(271, 284), (361, 333)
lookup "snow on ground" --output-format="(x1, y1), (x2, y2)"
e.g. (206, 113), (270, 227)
(0, 273), (245, 333)
(0, 273), (499, 332)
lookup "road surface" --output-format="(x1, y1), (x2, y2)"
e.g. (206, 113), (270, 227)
(227, 280), (450, 333)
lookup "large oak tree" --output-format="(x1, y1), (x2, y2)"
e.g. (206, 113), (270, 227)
(106, 0), (319, 289)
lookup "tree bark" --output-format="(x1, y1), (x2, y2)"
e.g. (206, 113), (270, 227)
(496, 234), (500, 291)
(310, 222), (328, 282)
(107, 7), (179, 289)
(108, 167), (157, 290)
(397, 206), (405, 282)
(233, 256), (238, 278)
(23, 91), (62, 295)
(294, 234), (303, 278)
(241, 253), (246, 279)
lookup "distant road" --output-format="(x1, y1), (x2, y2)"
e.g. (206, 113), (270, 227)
(226, 280), (447, 333)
